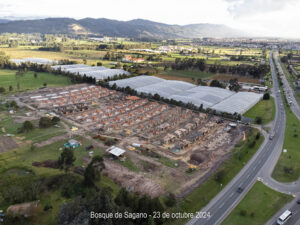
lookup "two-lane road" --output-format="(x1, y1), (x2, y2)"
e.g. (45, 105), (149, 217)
(187, 51), (286, 225)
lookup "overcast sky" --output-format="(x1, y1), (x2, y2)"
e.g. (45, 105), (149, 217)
(1, 0), (300, 38)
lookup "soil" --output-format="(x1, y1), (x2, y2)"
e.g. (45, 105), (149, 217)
(32, 159), (59, 169)
(103, 160), (164, 198)
(0, 136), (19, 153)
(33, 134), (70, 148)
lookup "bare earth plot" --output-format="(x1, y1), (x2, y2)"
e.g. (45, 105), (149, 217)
(0, 136), (19, 153)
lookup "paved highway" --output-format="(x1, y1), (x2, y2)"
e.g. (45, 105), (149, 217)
(265, 198), (300, 225)
(260, 52), (300, 196)
(186, 51), (286, 225)
(262, 51), (300, 225)
(273, 51), (300, 120)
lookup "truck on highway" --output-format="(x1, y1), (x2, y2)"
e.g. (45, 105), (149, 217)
(269, 132), (275, 140)
(276, 210), (292, 224)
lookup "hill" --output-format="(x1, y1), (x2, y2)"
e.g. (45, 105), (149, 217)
(0, 19), (9, 23)
(0, 17), (245, 38)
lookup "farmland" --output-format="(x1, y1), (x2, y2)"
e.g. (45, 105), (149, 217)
(0, 69), (73, 93)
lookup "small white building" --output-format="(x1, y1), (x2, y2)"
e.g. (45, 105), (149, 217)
(107, 146), (126, 157)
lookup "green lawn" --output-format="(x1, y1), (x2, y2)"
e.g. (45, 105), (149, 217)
(222, 182), (293, 225)
(166, 128), (264, 225)
(0, 69), (73, 93)
(244, 97), (275, 125)
(272, 102), (300, 182)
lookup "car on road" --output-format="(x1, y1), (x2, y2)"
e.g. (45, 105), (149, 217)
(237, 187), (243, 193)
(297, 199), (300, 204)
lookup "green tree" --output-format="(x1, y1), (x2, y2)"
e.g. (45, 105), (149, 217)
(9, 85), (13, 92)
(263, 92), (270, 100)
(0, 87), (5, 93)
(229, 78), (241, 92)
(83, 155), (105, 187)
(83, 163), (98, 187)
(164, 193), (176, 207)
(210, 80), (224, 88)
(255, 116), (262, 124)
(39, 117), (53, 128)
(51, 116), (60, 124)
(19, 120), (34, 133)
(58, 148), (76, 171)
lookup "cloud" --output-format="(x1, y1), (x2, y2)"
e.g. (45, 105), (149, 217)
(0, 3), (13, 16)
(225, 0), (298, 18)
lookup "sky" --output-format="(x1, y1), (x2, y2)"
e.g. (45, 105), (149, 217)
(0, 0), (300, 38)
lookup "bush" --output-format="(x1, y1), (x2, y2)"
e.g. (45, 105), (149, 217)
(164, 193), (176, 207)
(255, 116), (262, 124)
(43, 203), (52, 211)
(263, 92), (270, 100)
(214, 170), (225, 183)
(5, 100), (18, 109)
(248, 140), (256, 148)
(51, 116), (60, 124)
(19, 120), (34, 133)
(0, 87), (5, 93)
(283, 166), (294, 174)
(39, 117), (53, 128)
(104, 138), (117, 146)
(255, 132), (260, 140)
(240, 209), (247, 217)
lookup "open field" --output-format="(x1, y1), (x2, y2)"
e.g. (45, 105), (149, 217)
(1, 47), (70, 61)
(0, 69), (73, 93)
(210, 74), (261, 84)
(166, 127), (264, 225)
(244, 97), (275, 125)
(0, 109), (66, 144)
(221, 182), (293, 225)
(156, 70), (261, 84)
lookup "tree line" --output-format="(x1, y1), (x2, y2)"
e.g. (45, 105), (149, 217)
(169, 57), (269, 78)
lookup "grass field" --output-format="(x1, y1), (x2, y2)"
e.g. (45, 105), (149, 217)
(272, 102), (300, 182)
(244, 97), (276, 125)
(166, 128), (264, 225)
(1, 47), (69, 60)
(0, 109), (67, 144)
(222, 182), (293, 225)
(0, 69), (73, 93)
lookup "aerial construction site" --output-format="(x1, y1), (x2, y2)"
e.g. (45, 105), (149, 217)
(18, 83), (243, 196)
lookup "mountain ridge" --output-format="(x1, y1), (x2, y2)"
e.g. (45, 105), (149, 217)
(0, 17), (246, 38)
